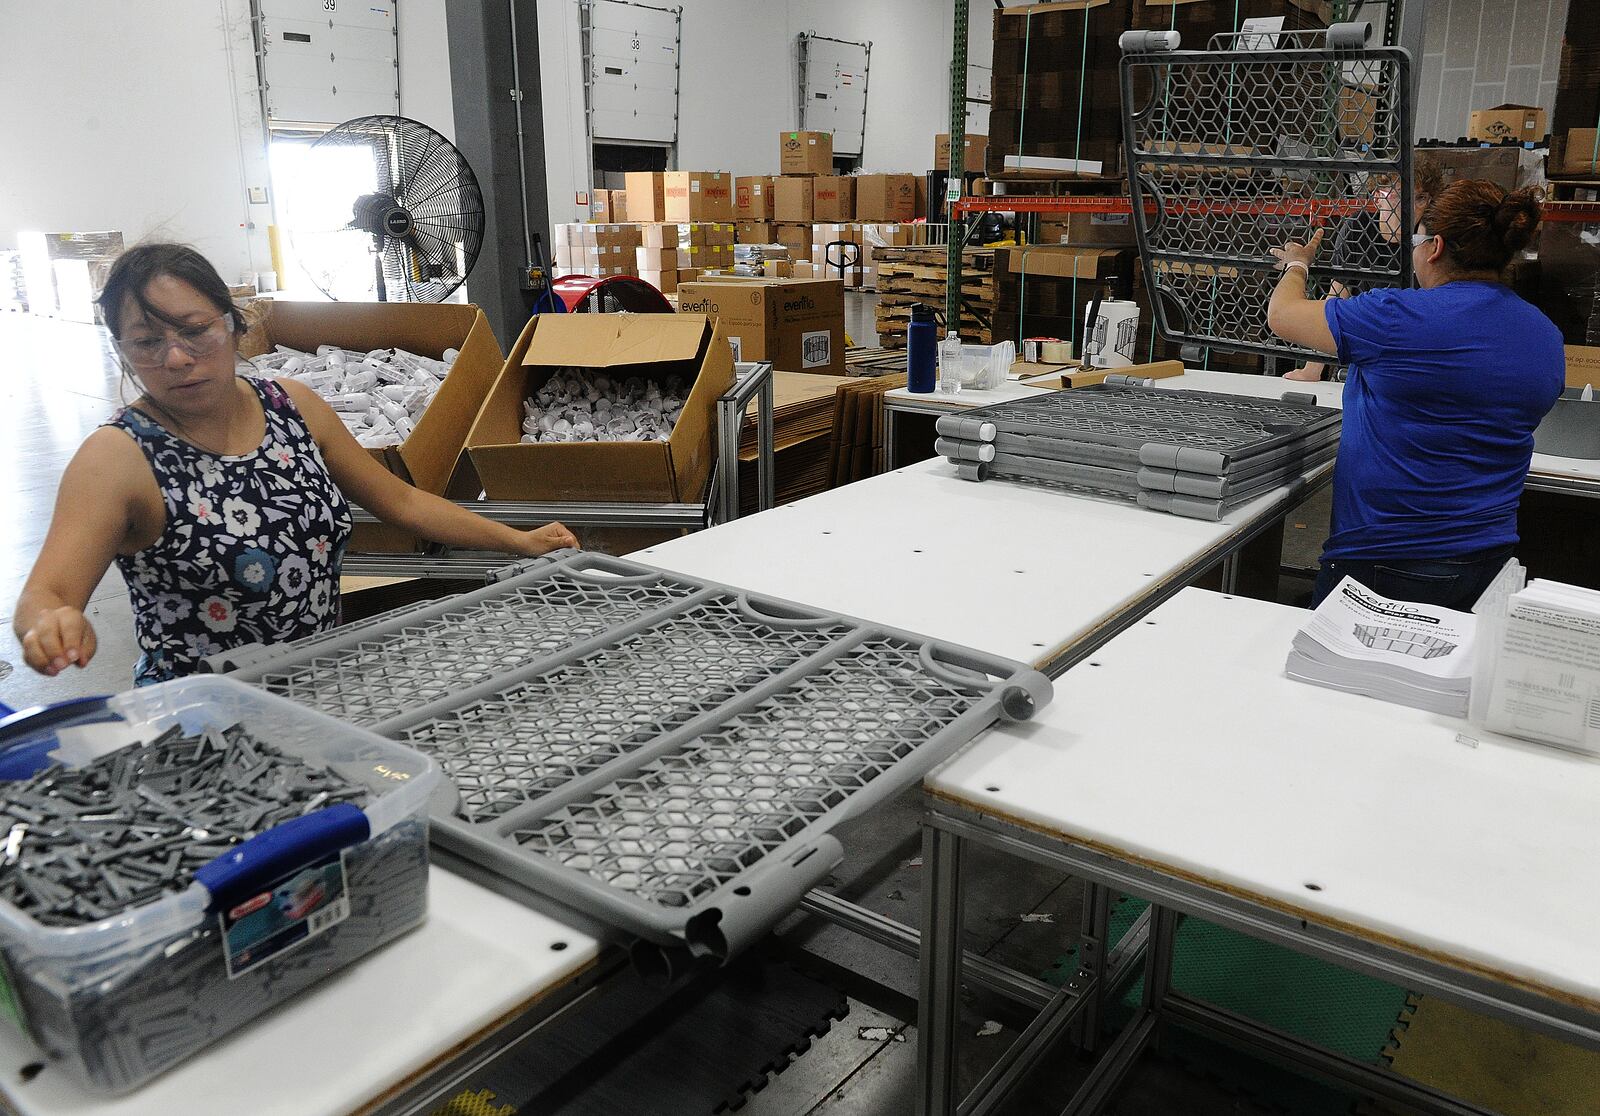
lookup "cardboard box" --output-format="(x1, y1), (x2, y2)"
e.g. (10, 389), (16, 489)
(705, 222), (736, 247)
(640, 269), (677, 295)
(774, 223), (812, 260)
(1550, 129), (1600, 177)
(935, 133), (989, 171)
(641, 222), (679, 249)
(780, 130), (833, 176)
(637, 246), (679, 271)
(792, 261), (816, 279)
(624, 172), (667, 222)
(775, 177), (816, 222)
(1426, 145), (1522, 192)
(466, 314), (733, 503)
(767, 260), (794, 279)
(1468, 104), (1547, 144)
(1001, 245), (1121, 280)
(737, 221), (776, 243)
(677, 277), (846, 374)
(855, 174), (917, 221)
(677, 223), (709, 247)
(238, 300), (504, 550)
(1566, 346), (1600, 389)
(736, 175), (777, 219)
(677, 267), (704, 285)
(665, 171), (734, 222)
(1038, 212), (1136, 247)
(611, 191), (629, 222)
(813, 176), (856, 221)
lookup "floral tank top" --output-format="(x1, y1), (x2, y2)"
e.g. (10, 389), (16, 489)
(107, 377), (352, 684)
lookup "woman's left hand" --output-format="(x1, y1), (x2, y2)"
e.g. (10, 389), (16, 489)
(518, 521), (580, 556)
(1271, 228), (1324, 272)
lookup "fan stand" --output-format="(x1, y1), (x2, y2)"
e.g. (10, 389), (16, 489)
(370, 233), (389, 302)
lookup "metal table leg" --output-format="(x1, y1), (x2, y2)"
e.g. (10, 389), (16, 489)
(1072, 882), (1112, 1053)
(917, 820), (966, 1116)
(884, 404), (899, 472)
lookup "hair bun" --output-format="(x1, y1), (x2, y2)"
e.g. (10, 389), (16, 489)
(1494, 188), (1541, 252)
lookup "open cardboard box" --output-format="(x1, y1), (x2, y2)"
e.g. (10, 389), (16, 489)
(237, 299), (504, 552)
(465, 313), (734, 506)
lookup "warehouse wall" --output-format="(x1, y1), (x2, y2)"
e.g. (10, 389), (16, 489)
(1418, 0), (1571, 141)
(0, 0), (275, 286)
(538, 0), (995, 222)
(0, 0), (454, 290)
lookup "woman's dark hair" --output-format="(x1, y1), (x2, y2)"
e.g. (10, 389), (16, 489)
(1419, 180), (1542, 275)
(97, 243), (246, 339)
(1413, 154), (1443, 203)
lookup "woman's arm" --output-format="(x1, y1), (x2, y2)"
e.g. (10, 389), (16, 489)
(13, 430), (146, 675)
(278, 380), (578, 556)
(1267, 229), (1338, 355)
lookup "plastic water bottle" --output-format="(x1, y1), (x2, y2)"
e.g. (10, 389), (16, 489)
(907, 304), (937, 393)
(939, 331), (963, 395)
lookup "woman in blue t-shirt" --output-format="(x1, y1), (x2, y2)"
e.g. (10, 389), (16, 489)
(1265, 179), (1564, 609)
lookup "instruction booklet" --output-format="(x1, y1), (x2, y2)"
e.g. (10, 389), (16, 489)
(1479, 579), (1600, 756)
(1285, 577), (1476, 717)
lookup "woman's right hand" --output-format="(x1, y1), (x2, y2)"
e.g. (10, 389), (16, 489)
(20, 607), (98, 676)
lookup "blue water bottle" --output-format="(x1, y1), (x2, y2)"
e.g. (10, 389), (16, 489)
(907, 303), (937, 393)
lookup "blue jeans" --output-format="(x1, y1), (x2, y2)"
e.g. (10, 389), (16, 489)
(1312, 545), (1516, 610)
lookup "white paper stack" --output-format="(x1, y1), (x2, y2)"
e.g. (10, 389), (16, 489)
(1285, 577), (1477, 717)
(1480, 579), (1600, 756)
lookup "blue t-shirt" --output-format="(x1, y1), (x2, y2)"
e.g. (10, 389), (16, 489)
(1322, 281), (1564, 562)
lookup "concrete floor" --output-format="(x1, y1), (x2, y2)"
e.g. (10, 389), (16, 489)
(1, 307), (1358, 1114)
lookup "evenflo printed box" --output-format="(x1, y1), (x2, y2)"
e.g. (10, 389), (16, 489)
(465, 314), (734, 503)
(677, 276), (845, 375)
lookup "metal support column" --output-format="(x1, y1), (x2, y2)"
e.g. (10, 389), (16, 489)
(1072, 883), (1112, 1052)
(945, 0), (969, 331)
(1393, 0), (1428, 109)
(917, 822), (966, 1116)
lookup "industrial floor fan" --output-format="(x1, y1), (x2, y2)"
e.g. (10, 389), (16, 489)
(292, 115), (485, 303)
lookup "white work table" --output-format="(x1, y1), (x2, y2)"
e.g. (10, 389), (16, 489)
(918, 587), (1600, 1115)
(0, 869), (601, 1116)
(640, 457), (1327, 674)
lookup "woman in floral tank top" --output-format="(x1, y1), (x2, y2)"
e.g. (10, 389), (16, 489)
(13, 244), (577, 684)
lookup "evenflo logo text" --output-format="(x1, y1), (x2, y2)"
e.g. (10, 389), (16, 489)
(679, 296), (717, 314)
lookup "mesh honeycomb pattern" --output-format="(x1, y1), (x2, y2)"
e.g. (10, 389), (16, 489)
(1123, 40), (1411, 359)
(255, 574), (696, 725)
(509, 638), (982, 908)
(400, 597), (844, 823)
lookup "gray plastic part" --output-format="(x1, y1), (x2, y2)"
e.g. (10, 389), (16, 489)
(1327, 20), (1373, 47)
(1120, 33), (1413, 362)
(936, 436), (996, 463)
(934, 414), (998, 442)
(1104, 374), (1158, 388)
(1280, 391), (1319, 406)
(1120, 28), (1180, 52)
(228, 553), (1053, 958)
(955, 461), (988, 482)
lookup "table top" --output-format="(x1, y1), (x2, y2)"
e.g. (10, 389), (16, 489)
(639, 458), (1323, 671)
(928, 587), (1600, 1009)
(883, 380), (1044, 410)
(0, 868), (600, 1116)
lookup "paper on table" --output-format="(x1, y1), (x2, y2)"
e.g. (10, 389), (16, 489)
(1482, 580), (1600, 755)
(1286, 577), (1476, 717)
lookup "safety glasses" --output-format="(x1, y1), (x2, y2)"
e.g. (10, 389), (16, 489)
(116, 312), (234, 370)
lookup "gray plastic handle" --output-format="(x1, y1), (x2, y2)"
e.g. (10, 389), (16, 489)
(1120, 29), (1180, 53)
(1327, 21), (1371, 48)
(937, 436), (996, 463)
(935, 414), (998, 442)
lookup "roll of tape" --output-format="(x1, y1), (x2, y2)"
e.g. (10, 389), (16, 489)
(1039, 340), (1075, 363)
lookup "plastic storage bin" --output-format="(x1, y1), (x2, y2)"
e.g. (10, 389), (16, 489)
(0, 676), (440, 1094)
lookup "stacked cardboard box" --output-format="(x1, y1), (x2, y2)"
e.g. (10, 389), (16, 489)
(1551, 3), (1600, 176)
(812, 176), (855, 221)
(678, 221), (736, 277)
(588, 189), (628, 223)
(855, 175), (917, 222)
(736, 176), (776, 220)
(665, 171), (735, 222)
(553, 223), (644, 277)
(811, 223), (862, 288)
(780, 131), (833, 176)
(935, 134), (988, 172)
(989, 0), (1326, 178)
(17, 230), (124, 318)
